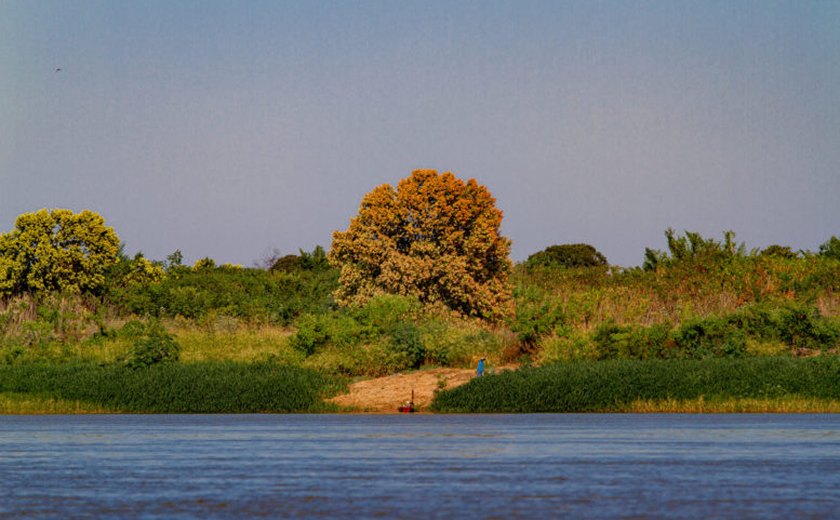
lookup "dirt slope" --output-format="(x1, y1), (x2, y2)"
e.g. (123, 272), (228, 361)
(328, 366), (515, 413)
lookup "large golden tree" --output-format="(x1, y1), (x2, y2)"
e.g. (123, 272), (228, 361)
(329, 170), (512, 320)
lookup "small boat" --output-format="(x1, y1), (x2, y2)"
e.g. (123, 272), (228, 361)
(398, 388), (415, 413)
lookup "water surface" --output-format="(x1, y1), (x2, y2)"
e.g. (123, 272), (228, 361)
(1, 414), (838, 518)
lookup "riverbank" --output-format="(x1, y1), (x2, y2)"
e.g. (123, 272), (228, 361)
(3, 357), (840, 414)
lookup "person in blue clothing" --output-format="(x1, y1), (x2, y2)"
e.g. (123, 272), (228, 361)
(476, 357), (486, 377)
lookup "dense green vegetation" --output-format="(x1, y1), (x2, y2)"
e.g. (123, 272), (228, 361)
(0, 362), (338, 413)
(513, 231), (840, 364)
(525, 243), (607, 269)
(431, 357), (840, 413)
(109, 249), (337, 325)
(1, 207), (839, 413)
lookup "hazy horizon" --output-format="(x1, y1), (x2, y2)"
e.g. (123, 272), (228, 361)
(2, 1), (838, 267)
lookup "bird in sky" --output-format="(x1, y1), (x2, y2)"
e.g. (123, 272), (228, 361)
(55, 68), (62, 72)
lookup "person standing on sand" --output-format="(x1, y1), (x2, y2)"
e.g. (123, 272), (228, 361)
(476, 357), (486, 377)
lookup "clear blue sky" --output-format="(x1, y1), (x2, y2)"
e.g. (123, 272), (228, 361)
(2, 1), (838, 266)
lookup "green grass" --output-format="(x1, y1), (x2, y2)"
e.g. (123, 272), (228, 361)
(0, 362), (343, 413)
(430, 357), (840, 413)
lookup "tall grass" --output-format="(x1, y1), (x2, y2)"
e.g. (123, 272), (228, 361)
(431, 357), (840, 413)
(174, 324), (301, 364)
(512, 255), (840, 333)
(511, 256), (840, 361)
(0, 362), (341, 413)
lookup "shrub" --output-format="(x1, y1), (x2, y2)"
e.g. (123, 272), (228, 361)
(291, 313), (334, 356)
(777, 303), (839, 352)
(673, 316), (747, 358)
(509, 286), (565, 349)
(126, 321), (181, 369)
(388, 322), (425, 369)
(591, 320), (628, 360)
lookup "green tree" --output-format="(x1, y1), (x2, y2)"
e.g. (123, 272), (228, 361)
(525, 244), (607, 269)
(0, 209), (120, 296)
(270, 245), (330, 273)
(819, 236), (840, 261)
(760, 245), (797, 259)
(643, 228), (745, 271)
(329, 169), (513, 320)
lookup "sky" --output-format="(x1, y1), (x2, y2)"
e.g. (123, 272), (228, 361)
(1, 1), (839, 267)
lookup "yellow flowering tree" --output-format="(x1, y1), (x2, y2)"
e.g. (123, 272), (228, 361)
(0, 209), (120, 296)
(330, 170), (513, 321)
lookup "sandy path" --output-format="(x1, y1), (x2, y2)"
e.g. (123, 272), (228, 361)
(328, 366), (515, 413)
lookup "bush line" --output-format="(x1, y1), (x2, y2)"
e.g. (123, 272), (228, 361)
(0, 362), (339, 413)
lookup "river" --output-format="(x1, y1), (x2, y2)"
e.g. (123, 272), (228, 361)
(1, 414), (839, 518)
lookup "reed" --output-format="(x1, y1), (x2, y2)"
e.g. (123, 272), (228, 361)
(0, 362), (341, 413)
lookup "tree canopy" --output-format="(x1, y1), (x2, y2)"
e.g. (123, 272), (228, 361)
(525, 244), (607, 269)
(819, 236), (840, 261)
(329, 169), (512, 320)
(0, 209), (120, 296)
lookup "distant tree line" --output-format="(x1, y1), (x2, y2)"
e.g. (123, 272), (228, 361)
(1, 185), (838, 328)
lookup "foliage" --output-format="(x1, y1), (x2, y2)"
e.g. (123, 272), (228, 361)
(508, 286), (565, 348)
(775, 303), (839, 352)
(110, 259), (338, 324)
(760, 245), (798, 259)
(125, 320), (181, 369)
(431, 357), (840, 413)
(0, 362), (339, 412)
(271, 254), (302, 272)
(193, 257), (216, 270)
(165, 250), (184, 270)
(0, 209), (120, 296)
(672, 316), (747, 358)
(643, 228), (745, 271)
(290, 295), (425, 374)
(289, 294), (512, 375)
(583, 302), (839, 361)
(0, 293), (103, 354)
(106, 252), (166, 289)
(329, 169), (513, 321)
(525, 243), (607, 269)
(124, 255), (166, 286)
(510, 251), (840, 361)
(270, 245), (331, 273)
(819, 236), (840, 261)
